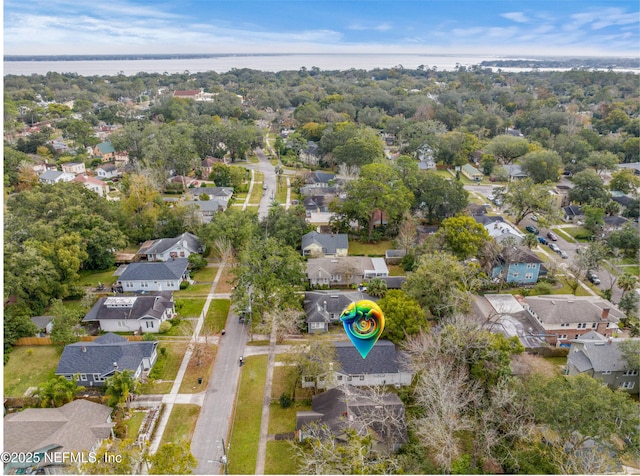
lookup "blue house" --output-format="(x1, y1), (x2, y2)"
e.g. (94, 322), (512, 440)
(492, 248), (543, 284)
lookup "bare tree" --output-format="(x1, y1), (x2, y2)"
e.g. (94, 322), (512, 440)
(212, 236), (234, 261)
(395, 214), (418, 253)
(255, 307), (304, 343)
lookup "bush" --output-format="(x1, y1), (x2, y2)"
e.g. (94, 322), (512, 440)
(531, 282), (554, 295)
(279, 393), (293, 408)
(142, 333), (156, 341)
(179, 281), (190, 290)
(159, 321), (172, 334)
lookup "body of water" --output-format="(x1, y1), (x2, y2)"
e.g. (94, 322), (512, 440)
(4, 53), (505, 76)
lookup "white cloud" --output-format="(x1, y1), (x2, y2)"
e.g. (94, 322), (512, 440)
(348, 22), (393, 31)
(501, 12), (529, 23)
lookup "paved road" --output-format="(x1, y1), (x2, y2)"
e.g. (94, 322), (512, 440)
(191, 312), (248, 474)
(253, 148), (277, 219)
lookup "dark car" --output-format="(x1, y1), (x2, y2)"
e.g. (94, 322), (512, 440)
(547, 231), (558, 241)
(525, 225), (539, 235)
(587, 270), (601, 285)
(537, 236), (548, 245)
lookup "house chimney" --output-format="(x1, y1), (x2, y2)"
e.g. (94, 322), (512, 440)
(601, 308), (610, 320)
(608, 337), (612, 345)
(323, 300), (327, 312)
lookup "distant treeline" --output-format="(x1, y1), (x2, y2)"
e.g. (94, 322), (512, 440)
(481, 57), (640, 69)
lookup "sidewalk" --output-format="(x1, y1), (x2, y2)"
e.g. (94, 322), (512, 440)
(254, 319), (278, 474)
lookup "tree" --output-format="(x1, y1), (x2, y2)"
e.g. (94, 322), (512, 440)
(525, 374), (640, 474)
(523, 233), (539, 250)
(607, 223), (640, 258)
(403, 252), (479, 319)
(285, 337), (337, 395)
(583, 205), (605, 236)
(568, 169), (609, 205)
(484, 135), (530, 164)
(520, 150), (562, 183)
(618, 339), (640, 370)
(49, 299), (83, 346)
(105, 369), (140, 413)
(38, 375), (84, 408)
(338, 163), (413, 241)
(498, 179), (557, 225)
(586, 151), (620, 176)
(80, 438), (145, 475)
(147, 441), (197, 475)
(365, 277), (387, 297)
(292, 423), (401, 475)
(261, 204), (312, 248)
(377, 290), (427, 343)
(413, 172), (469, 223)
(618, 292), (639, 318)
(609, 169), (640, 194)
(434, 215), (490, 260)
(4, 305), (38, 354)
(617, 273), (638, 295)
(120, 174), (163, 242)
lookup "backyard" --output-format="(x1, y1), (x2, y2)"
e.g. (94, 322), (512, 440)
(4, 346), (61, 397)
(141, 342), (188, 394)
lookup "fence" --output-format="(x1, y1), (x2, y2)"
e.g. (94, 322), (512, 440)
(14, 335), (144, 346)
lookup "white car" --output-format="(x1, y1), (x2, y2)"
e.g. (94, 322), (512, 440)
(548, 243), (560, 253)
(559, 250), (568, 259)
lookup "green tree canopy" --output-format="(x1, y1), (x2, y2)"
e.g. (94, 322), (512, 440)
(378, 290), (428, 343)
(147, 441), (198, 475)
(568, 169), (610, 205)
(498, 179), (557, 225)
(520, 150), (563, 183)
(434, 215), (491, 260)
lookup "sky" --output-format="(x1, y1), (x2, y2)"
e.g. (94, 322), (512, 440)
(4, 0), (639, 57)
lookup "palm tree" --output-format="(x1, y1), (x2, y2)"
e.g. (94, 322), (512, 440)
(617, 273), (638, 295)
(105, 369), (140, 413)
(366, 278), (388, 298)
(523, 233), (539, 250)
(38, 375), (84, 408)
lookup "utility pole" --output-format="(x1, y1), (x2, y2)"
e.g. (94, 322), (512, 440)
(219, 438), (229, 475)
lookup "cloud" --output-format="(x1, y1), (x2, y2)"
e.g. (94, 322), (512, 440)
(570, 7), (638, 30)
(348, 21), (393, 31)
(501, 12), (529, 23)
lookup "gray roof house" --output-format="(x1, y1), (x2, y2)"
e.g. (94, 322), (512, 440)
(303, 291), (365, 333)
(306, 257), (389, 287)
(304, 340), (413, 390)
(116, 258), (190, 292)
(563, 205), (584, 222)
(522, 295), (623, 346)
(82, 293), (176, 333)
(306, 171), (336, 186)
(3, 399), (114, 474)
(56, 333), (158, 386)
(484, 221), (524, 244)
(302, 231), (348, 257)
(136, 232), (205, 262)
(296, 387), (408, 452)
(31, 315), (54, 336)
(39, 170), (75, 184)
(566, 332), (639, 394)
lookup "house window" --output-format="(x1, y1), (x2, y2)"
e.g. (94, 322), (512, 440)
(146, 321), (154, 329)
(337, 376), (342, 381)
(360, 375), (365, 381)
(80, 374), (87, 381)
(310, 322), (324, 330)
(577, 323), (587, 329)
(347, 376), (352, 381)
(512, 272), (519, 278)
(180, 252), (185, 257)
(559, 334), (568, 339)
(575, 335), (579, 339)
(525, 273), (533, 280)
(591, 323), (597, 328)
(167, 282), (172, 288)
(560, 323), (570, 327)
(602, 370), (612, 375)
(621, 381), (636, 389)
(623, 369), (638, 376)
(526, 263), (532, 269)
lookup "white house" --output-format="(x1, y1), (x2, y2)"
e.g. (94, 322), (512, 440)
(73, 174), (110, 197)
(39, 170), (75, 184)
(115, 258), (190, 292)
(136, 232), (205, 262)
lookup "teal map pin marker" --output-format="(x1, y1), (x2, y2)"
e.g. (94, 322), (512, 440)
(340, 300), (385, 359)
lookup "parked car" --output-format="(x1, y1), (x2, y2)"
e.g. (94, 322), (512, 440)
(537, 236), (548, 245)
(548, 243), (560, 253)
(526, 225), (539, 235)
(531, 214), (539, 222)
(559, 250), (568, 259)
(547, 231), (558, 241)
(587, 270), (601, 285)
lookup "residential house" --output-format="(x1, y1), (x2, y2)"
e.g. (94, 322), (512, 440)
(610, 191), (635, 211)
(603, 215), (629, 231)
(56, 333), (158, 385)
(566, 332), (639, 394)
(378, 276), (407, 289)
(491, 247), (544, 284)
(3, 399), (114, 474)
(61, 162), (86, 175)
(96, 164), (120, 180)
(500, 164), (528, 181)
(200, 156), (227, 177)
(473, 214), (504, 226)
(172, 89), (217, 101)
(616, 162), (640, 176)
(299, 185), (338, 198)
(461, 164), (483, 182)
(563, 205), (584, 222)
(306, 171), (335, 187)
(306, 257), (389, 287)
(304, 340), (413, 389)
(136, 232), (205, 262)
(303, 194), (335, 217)
(307, 211), (338, 233)
(303, 291), (365, 333)
(73, 174), (110, 197)
(384, 250), (407, 265)
(93, 141), (116, 161)
(39, 170), (75, 184)
(483, 294), (550, 349)
(296, 387), (408, 451)
(302, 231), (348, 257)
(506, 128), (524, 137)
(484, 220), (524, 244)
(50, 140), (70, 154)
(179, 199), (221, 224)
(416, 144), (436, 169)
(31, 315), (54, 336)
(115, 151), (130, 166)
(82, 293), (176, 333)
(186, 187), (234, 210)
(522, 295), (623, 346)
(115, 258), (190, 292)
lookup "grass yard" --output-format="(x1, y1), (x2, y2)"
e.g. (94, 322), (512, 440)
(560, 226), (593, 243)
(275, 179), (288, 203)
(388, 264), (406, 276)
(348, 240), (393, 256)
(268, 403), (310, 434)
(175, 298), (206, 318)
(159, 404), (201, 446)
(125, 410), (146, 440)
(248, 176), (265, 204)
(164, 318), (197, 337)
(191, 266), (218, 283)
(264, 440), (299, 475)
(141, 342), (188, 394)
(77, 268), (118, 287)
(553, 228), (577, 243)
(228, 355), (268, 475)
(203, 299), (230, 335)
(620, 265), (640, 276)
(4, 346), (61, 397)
(214, 266), (236, 294)
(270, 366), (297, 401)
(175, 283), (212, 298)
(179, 344), (218, 393)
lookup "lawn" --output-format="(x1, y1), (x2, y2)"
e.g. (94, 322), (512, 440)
(275, 179), (288, 203)
(4, 346), (61, 397)
(141, 342), (188, 394)
(560, 226), (593, 243)
(228, 355), (268, 475)
(553, 228), (577, 243)
(264, 440), (299, 475)
(268, 403), (310, 434)
(191, 266), (218, 283)
(203, 299), (230, 335)
(214, 266), (236, 294)
(620, 265), (640, 276)
(249, 175), (265, 204)
(77, 268), (118, 287)
(125, 410), (146, 439)
(164, 318), (197, 337)
(159, 404), (201, 446)
(270, 366), (297, 400)
(387, 264), (405, 276)
(175, 283), (212, 298)
(179, 343), (218, 393)
(348, 240), (393, 256)
(175, 298), (206, 318)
